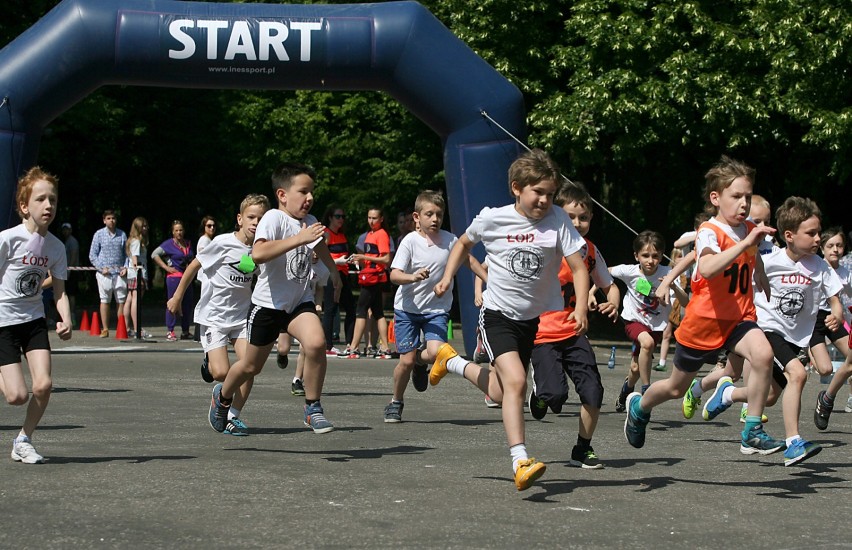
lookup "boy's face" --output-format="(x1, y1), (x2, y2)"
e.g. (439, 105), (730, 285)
(22, 180), (57, 228)
(513, 179), (556, 220)
(749, 203), (770, 226)
(634, 244), (662, 276)
(278, 174), (315, 219)
(238, 204), (266, 241)
(785, 216), (821, 257)
(562, 201), (592, 237)
(822, 234), (845, 265)
(414, 202), (443, 235)
(103, 213), (117, 231)
(711, 176), (752, 226)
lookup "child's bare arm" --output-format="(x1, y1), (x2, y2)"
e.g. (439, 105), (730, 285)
(52, 278), (73, 340)
(825, 295), (844, 332)
(565, 251), (590, 334)
(435, 235), (473, 297)
(252, 222), (325, 264)
(595, 283), (620, 322)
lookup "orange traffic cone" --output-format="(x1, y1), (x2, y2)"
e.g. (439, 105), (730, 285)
(79, 310), (90, 332)
(89, 311), (101, 336)
(115, 316), (128, 340)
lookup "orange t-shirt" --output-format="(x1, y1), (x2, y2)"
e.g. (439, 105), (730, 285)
(535, 240), (599, 344)
(675, 220), (758, 350)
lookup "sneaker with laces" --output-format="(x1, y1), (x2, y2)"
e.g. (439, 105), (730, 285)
(304, 402), (334, 434)
(411, 363), (428, 393)
(570, 445), (603, 469)
(141, 330), (154, 340)
(180, 332), (192, 340)
(224, 417), (249, 436)
(291, 378), (306, 396)
(127, 329), (136, 338)
(365, 346), (378, 358)
(702, 376), (734, 421)
(739, 405), (769, 423)
(682, 379), (701, 419)
(200, 354), (213, 383)
(208, 383), (230, 432)
(783, 438), (821, 466)
(514, 458), (546, 491)
(484, 394), (501, 408)
(624, 392), (649, 448)
(528, 391), (548, 420)
(614, 379), (632, 413)
(11, 437), (44, 464)
(383, 401), (404, 423)
(343, 347), (361, 359)
(473, 332), (489, 364)
(814, 390), (833, 430)
(740, 425), (786, 455)
(377, 349), (393, 359)
(430, 342), (459, 386)
(845, 396), (852, 413)
(325, 347), (341, 357)
(277, 353), (289, 369)
(166, 331), (177, 342)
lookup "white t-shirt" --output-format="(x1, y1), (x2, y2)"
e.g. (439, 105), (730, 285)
(194, 232), (255, 328)
(126, 239), (148, 281)
(833, 263), (852, 325)
(251, 209), (317, 312)
(610, 263), (673, 331)
(0, 224), (68, 327)
(392, 230), (457, 313)
(466, 204), (584, 321)
(755, 248), (842, 347)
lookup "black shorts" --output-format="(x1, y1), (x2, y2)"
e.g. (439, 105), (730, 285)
(766, 331), (804, 390)
(0, 318), (50, 365)
(809, 309), (849, 348)
(531, 335), (603, 408)
(478, 308), (538, 369)
(673, 321), (759, 373)
(355, 285), (384, 320)
(245, 302), (317, 347)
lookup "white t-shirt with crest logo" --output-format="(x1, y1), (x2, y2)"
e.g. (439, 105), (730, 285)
(194, 232), (256, 328)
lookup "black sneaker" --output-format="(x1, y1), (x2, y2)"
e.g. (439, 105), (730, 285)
(528, 391), (548, 420)
(180, 332), (192, 340)
(411, 364), (428, 392)
(614, 379), (632, 413)
(383, 401), (404, 423)
(277, 354), (289, 369)
(570, 445), (603, 469)
(814, 390), (833, 431)
(200, 354), (213, 383)
(291, 379), (306, 396)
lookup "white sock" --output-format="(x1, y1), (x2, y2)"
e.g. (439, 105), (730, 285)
(691, 378), (704, 398)
(786, 434), (801, 447)
(15, 432), (28, 443)
(228, 407), (241, 420)
(658, 359), (666, 367)
(721, 385), (735, 405)
(293, 377), (301, 384)
(510, 443), (528, 472)
(447, 355), (469, 376)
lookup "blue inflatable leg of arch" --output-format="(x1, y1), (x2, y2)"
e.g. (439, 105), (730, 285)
(0, 0), (527, 356)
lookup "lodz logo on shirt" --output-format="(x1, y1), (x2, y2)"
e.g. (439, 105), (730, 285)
(780, 274), (812, 285)
(21, 255), (49, 267)
(507, 233), (535, 243)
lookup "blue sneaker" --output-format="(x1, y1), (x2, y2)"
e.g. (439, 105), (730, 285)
(702, 376), (734, 421)
(783, 438), (822, 466)
(208, 383), (230, 433)
(624, 392), (650, 448)
(304, 402), (335, 434)
(740, 425), (786, 455)
(224, 417), (249, 436)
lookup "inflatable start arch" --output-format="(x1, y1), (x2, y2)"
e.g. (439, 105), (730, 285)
(0, 0), (526, 354)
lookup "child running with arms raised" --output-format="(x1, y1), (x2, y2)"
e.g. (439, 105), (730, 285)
(625, 155), (785, 456)
(169, 193), (270, 435)
(208, 163), (342, 434)
(0, 167), (73, 463)
(431, 149), (590, 491)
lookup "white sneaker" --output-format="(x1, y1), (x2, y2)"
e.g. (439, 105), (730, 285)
(845, 396), (852, 413)
(127, 329), (136, 338)
(11, 437), (44, 464)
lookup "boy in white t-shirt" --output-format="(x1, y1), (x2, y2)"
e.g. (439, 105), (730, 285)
(431, 149), (590, 491)
(208, 163), (342, 435)
(168, 194), (269, 436)
(382, 190), (459, 423)
(702, 196), (842, 465)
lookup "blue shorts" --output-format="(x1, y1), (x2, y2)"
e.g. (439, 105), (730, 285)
(392, 309), (449, 354)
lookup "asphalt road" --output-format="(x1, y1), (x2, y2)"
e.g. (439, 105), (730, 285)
(1, 327), (850, 549)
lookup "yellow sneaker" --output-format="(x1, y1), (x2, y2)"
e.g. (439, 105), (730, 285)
(430, 343), (458, 386)
(514, 458), (546, 491)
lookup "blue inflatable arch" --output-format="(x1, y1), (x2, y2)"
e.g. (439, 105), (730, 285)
(0, 0), (526, 354)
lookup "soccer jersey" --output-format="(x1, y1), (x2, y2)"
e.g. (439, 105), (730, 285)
(194, 232), (256, 328)
(611, 263), (673, 332)
(357, 228), (391, 287)
(0, 224), (67, 327)
(251, 209), (318, 312)
(755, 248), (842, 347)
(535, 239), (613, 344)
(325, 227), (350, 276)
(675, 218), (758, 350)
(466, 204), (584, 321)
(391, 230), (457, 314)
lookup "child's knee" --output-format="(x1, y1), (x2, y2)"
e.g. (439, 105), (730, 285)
(31, 379), (52, 400)
(6, 389), (29, 405)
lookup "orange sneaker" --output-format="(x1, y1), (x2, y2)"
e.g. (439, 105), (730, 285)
(99, 329), (109, 338)
(430, 343), (458, 386)
(514, 458), (546, 491)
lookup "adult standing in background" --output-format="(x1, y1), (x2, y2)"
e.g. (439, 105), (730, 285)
(60, 222), (79, 323)
(194, 216), (217, 341)
(151, 219), (194, 341)
(321, 205), (355, 355)
(88, 210), (127, 337)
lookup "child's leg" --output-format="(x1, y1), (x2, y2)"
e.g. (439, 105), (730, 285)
(658, 323), (673, 369)
(0, 362), (29, 405)
(21, 349), (52, 438)
(529, 342), (570, 414)
(635, 331), (656, 387)
(231, 338), (253, 413)
(730, 328), (774, 420)
(221, 342), (273, 401)
(639, 366), (696, 411)
(295, 346), (306, 380)
(492, 353), (528, 447)
(288, 312), (327, 401)
(809, 342), (834, 376)
(780, 360), (807, 440)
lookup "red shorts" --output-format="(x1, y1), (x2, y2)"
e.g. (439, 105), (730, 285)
(623, 320), (662, 357)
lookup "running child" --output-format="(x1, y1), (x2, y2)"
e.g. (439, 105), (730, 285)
(624, 155), (785, 455)
(431, 148), (590, 491)
(208, 163), (342, 435)
(0, 167), (73, 463)
(169, 193), (270, 435)
(383, 190), (459, 423)
(527, 181), (620, 469)
(701, 197), (841, 465)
